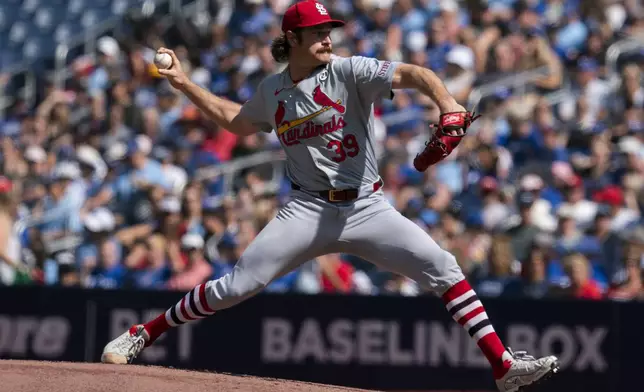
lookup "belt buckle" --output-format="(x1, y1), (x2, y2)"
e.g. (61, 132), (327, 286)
(328, 189), (342, 202)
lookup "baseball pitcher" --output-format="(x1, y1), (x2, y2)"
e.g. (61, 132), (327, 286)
(102, 2), (558, 390)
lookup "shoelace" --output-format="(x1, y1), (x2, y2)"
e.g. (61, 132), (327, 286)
(114, 331), (146, 363)
(508, 348), (537, 362)
(507, 348), (539, 372)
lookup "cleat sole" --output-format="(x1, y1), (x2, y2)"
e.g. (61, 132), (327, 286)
(101, 353), (129, 365)
(518, 361), (560, 392)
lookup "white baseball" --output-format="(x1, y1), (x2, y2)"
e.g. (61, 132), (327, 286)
(154, 52), (173, 69)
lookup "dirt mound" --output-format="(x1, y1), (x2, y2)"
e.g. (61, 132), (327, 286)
(0, 360), (376, 392)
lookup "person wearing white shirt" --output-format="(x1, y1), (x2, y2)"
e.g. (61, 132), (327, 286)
(153, 147), (188, 196)
(557, 175), (598, 231)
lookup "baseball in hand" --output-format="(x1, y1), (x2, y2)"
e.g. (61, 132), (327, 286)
(154, 52), (173, 69)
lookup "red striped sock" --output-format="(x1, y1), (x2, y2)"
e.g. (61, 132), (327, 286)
(142, 283), (216, 346)
(442, 280), (511, 379)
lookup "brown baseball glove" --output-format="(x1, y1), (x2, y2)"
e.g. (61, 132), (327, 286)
(413, 111), (480, 172)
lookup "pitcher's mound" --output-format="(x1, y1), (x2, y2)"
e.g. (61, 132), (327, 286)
(0, 360), (376, 392)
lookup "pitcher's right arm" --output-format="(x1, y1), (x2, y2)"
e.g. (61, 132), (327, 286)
(179, 81), (257, 136)
(156, 48), (268, 136)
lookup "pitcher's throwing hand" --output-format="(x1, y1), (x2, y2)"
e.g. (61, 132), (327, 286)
(156, 48), (188, 89)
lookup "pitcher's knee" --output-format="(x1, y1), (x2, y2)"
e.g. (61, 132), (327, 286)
(206, 266), (266, 310)
(436, 250), (466, 292)
(417, 249), (466, 295)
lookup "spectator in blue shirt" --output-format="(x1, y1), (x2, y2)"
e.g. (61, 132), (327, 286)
(87, 36), (121, 97)
(76, 208), (121, 280)
(38, 162), (85, 241)
(265, 270), (301, 293)
(156, 83), (183, 139)
(111, 135), (168, 224)
(85, 230), (127, 289)
(229, 0), (275, 37)
(132, 234), (172, 290)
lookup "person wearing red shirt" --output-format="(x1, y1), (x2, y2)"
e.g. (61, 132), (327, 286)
(318, 254), (354, 293)
(562, 253), (604, 300)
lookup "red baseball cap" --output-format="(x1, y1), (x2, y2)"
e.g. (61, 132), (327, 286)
(593, 186), (624, 206)
(480, 176), (498, 192)
(281, 1), (345, 33)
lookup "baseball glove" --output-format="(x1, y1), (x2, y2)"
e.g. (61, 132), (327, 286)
(413, 111), (480, 172)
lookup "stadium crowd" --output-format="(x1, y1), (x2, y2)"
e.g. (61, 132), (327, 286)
(0, 0), (643, 301)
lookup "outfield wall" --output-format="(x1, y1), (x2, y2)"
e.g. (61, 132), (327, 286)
(0, 286), (638, 391)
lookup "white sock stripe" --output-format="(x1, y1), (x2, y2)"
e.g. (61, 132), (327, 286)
(446, 290), (476, 311)
(464, 311), (489, 331)
(183, 290), (199, 319)
(193, 285), (207, 315)
(472, 325), (495, 341)
(165, 309), (179, 327)
(174, 302), (188, 323)
(452, 300), (483, 321)
(194, 284), (216, 315)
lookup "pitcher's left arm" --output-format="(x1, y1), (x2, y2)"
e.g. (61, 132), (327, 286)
(391, 63), (462, 113)
(391, 63), (480, 172)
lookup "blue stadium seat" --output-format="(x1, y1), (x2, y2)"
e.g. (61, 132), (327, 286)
(80, 8), (113, 30)
(2, 0), (154, 69)
(67, 0), (86, 21)
(33, 8), (61, 33)
(8, 21), (29, 46)
(22, 37), (43, 62)
(111, 0), (129, 16)
(54, 22), (83, 44)
(19, 0), (39, 18)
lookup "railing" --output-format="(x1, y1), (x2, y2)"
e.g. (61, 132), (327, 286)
(605, 37), (644, 89)
(466, 65), (551, 109)
(195, 149), (287, 195)
(467, 35), (644, 110)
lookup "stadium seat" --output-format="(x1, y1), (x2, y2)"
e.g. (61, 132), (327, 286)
(8, 21), (28, 46)
(19, 0), (39, 18)
(111, 0), (129, 16)
(33, 8), (60, 33)
(54, 22), (82, 44)
(67, 0), (86, 21)
(22, 37), (43, 61)
(80, 8), (113, 30)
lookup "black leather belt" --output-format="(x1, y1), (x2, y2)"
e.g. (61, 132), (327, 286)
(291, 179), (384, 203)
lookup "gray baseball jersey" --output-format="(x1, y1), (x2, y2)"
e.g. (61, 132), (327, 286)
(240, 55), (396, 190)
(182, 55), (466, 318)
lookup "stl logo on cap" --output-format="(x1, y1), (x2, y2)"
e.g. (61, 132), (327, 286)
(281, 1), (345, 32)
(315, 2), (328, 15)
